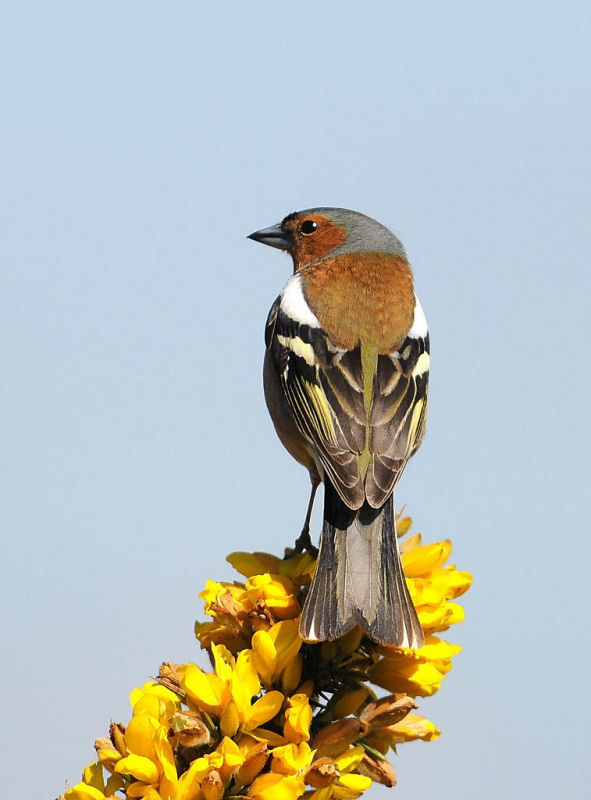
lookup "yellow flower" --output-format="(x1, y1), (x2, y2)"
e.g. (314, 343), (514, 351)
(129, 682), (181, 723)
(271, 741), (315, 776)
(369, 638), (457, 698)
(283, 693), (313, 743)
(110, 683), (179, 799)
(251, 619), (302, 686)
(175, 736), (246, 799)
(64, 762), (125, 800)
(244, 573), (301, 619)
(233, 739), (270, 789)
(403, 539), (472, 638)
(276, 550), (316, 584)
(307, 747), (372, 799)
(227, 551), (283, 577)
(387, 712), (441, 743)
(64, 513), (472, 800)
(183, 645), (284, 736)
(64, 784), (106, 800)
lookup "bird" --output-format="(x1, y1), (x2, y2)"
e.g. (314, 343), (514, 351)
(248, 208), (429, 648)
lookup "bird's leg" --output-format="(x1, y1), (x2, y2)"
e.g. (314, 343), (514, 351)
(292, 481), (319, 556)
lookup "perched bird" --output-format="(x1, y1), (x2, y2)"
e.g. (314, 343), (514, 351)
(249, 208), (429, 648)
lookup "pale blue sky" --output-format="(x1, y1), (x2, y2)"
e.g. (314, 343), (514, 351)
(2, 2), (590, 798)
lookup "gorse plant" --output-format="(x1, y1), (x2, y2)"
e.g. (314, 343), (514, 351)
(60, 514), (471, 800)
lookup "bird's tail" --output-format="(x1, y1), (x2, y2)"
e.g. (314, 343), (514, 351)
(299, 482), (424, 648)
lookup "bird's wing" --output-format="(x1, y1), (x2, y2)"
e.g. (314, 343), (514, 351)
(265, 296), (367, 509)
(365, 330), (430, 507)
(266, 294), (429, 510)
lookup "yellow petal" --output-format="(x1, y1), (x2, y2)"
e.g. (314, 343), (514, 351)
(127, 782), (153, 799)
(247, 690), (284, 729)
(227, 551), (281, 577)
(399, 532), (421, 552)
(268, 620), (302, 668)
(307, 787), (332, 800)
(154, 725), (177, 783)
(418, 636), (462, 660)
(115, 754), (159, 784)
(333, 773), (373, 798)
(104, 773), (125, 794)
(278, 551), (316, 581)
(64, 783), (105, 800)
(247, 727), (288, 746)
(177, 757), (209, 798)
(402, 541), (452, 577)
(232, 650), (261, 714)
(234, 741), (269, 788)
(248, 772), (305, 800)
(81, 761), (105, 791)
(442, 601), (465, 625)
(125, 714), (158, 761)
(271, 742), (315, 776)
(334, 746), (365, 774)
(444, 568), (473, 597)
(283, 693), (312, 743)
(251, 629), (277, 686)
(331, 688), (371, 718)
(212, 643), (236, 683)
(281, 653), (303, 695)
(221, 698), (240, 737)
(370, 655), (445, 697)
(214, 736), (245, 781)
(183, 663), (228, 713)
(387, 712), (441, 743)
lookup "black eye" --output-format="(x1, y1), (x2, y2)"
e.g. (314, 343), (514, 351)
(300, 219), (318, 235)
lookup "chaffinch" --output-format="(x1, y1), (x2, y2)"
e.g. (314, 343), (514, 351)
(249, 208), (429, 648)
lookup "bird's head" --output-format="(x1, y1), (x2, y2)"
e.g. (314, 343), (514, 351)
(248, 207), (407, 270)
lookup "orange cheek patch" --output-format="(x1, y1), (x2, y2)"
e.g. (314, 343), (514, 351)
(294, 216), (347, 265)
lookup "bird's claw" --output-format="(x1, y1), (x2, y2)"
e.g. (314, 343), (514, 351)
(290, 528), (318, 558)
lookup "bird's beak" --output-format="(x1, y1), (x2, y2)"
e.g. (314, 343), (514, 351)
(247, 224), (291, 250)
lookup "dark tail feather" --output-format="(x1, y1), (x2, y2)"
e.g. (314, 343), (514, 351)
(299, 482), (424, 648)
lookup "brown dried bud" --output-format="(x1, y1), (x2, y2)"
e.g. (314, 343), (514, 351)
(218, 590), (247, 620)
(202, 769), (224, 800)
(359, 694), (417, 729)
(357, 751), (397, 787)
(109, 722), (127, 756)
(305, 757), (340, 788)
(312, 717), (369, 748)
(94, 737), (112, 749)
(94, 737), (120, 770)
(169, 711), (211, 749)
(157, 662), (185, 698)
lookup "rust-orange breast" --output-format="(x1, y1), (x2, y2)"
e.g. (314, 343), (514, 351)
(301, 252), (415, 353)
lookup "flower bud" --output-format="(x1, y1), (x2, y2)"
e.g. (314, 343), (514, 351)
(305, 756), (340, 788)
(312, 718), (368, 748)
(94, 737), (120, 771)
(359, 694), (417, 728)
(109, 722), (127, 756)
(357, 751), (397, 787)
(169, 711), (212, 749)
(202, 769), (224, 800)
(157, 662), (185, 699)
